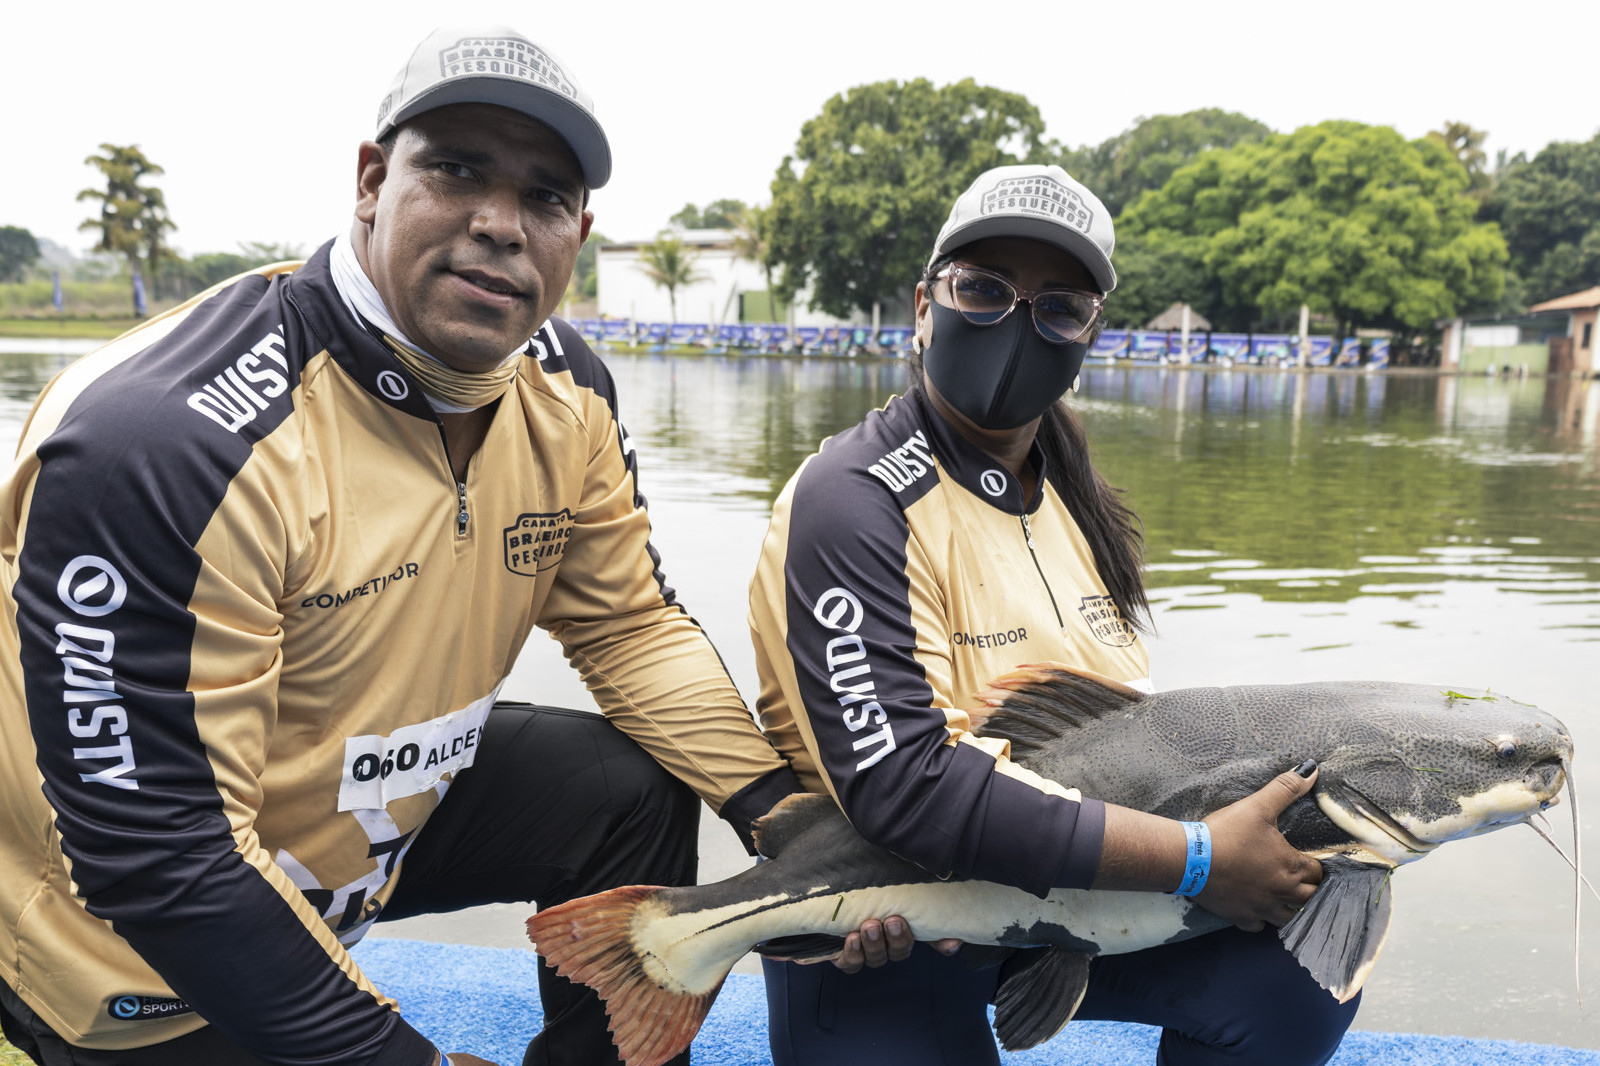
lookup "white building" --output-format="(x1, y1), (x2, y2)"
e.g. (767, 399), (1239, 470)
(595, 229), (909, 331)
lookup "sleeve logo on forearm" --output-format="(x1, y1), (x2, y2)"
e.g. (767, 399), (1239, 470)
(1078, 595), (1137, 647)
(53, 555), (138, 791)
(504, 510), (574, 576)
(812, 587), (897, 771)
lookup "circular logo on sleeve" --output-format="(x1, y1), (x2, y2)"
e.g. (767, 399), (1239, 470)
(56, 556), (128, 617)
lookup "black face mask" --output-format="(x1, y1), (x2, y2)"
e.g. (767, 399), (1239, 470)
(922, 301), (1090, 430)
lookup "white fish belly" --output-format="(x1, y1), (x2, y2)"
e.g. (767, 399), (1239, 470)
(633, 880), (1199, 996)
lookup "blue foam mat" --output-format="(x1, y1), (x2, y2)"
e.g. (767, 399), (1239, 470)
(351, 938), (1599, 1065)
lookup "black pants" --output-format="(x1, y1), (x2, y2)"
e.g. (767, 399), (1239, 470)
(0, 703), (699, 1066)
(764, 926), (1360, 1066)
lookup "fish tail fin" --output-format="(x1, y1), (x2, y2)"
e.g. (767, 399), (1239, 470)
(527, 885), (722, 1066)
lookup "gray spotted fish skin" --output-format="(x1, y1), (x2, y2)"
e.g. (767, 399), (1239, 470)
(987, 678), (1572, 859)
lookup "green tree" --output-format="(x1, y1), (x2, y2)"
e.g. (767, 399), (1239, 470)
(236, 240), (305, 264)
(635, 232), (708, 322)
(0, 225), (41, 283)
(1103, 233), (1222, 329)
(1426, 120), (1492, 205)
(730, 203), (780, 322)
(669, 199), (747, 231)
(766, 78), (1048, 318)
(569, 230), (607, 301)
(1120, 121), (1508, 341)
(1481, 131), (1600, 304)
(1058, 109), (1271, 218)
(76, 144), (178, 307)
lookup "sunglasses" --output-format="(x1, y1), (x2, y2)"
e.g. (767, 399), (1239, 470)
(934, 264), (1104, 344)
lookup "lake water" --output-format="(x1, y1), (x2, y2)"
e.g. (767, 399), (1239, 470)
(2, 349), (1595, 1049)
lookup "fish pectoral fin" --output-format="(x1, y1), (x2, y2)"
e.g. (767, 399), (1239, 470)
(1278, 856), (1394, 1003)
(754, 933), (848, 964)
(992, 948), (1093, 1051)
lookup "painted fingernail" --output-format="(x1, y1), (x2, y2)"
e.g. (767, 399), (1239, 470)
(1294, 759), (1317, 778)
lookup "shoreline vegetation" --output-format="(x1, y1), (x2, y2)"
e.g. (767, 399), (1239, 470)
(0, 325), (1566, 377)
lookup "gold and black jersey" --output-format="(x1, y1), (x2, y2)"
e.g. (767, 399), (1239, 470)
(749, 385), (1150, 898)
(0, 243), (795, 1063)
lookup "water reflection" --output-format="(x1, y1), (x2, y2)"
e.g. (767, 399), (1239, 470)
(3, 349), (1596, 1043)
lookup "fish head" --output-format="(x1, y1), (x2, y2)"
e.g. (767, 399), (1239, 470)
(1309, 686), (1572, 867)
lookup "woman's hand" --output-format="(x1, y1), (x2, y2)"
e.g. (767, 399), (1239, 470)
(1094, 761), (1323, 930)
(1194, 764), (1323, 930)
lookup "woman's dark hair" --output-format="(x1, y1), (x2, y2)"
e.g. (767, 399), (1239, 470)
(918, 256), (1149, 630)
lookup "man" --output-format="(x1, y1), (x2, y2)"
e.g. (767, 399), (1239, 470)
(0, 26), (804, 1066)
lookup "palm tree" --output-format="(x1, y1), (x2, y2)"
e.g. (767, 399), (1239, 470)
(635, 232), (709, 323)
(77, 144), (178, 307)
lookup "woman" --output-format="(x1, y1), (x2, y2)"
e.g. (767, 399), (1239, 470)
(747, 164), (1358, 1065)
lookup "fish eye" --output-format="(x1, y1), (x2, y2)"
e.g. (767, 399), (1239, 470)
(1492, 737), (1517, 760)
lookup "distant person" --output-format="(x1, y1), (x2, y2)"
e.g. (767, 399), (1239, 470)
(0, 24), (826, 1066)
(748, 164), (1355, 1065)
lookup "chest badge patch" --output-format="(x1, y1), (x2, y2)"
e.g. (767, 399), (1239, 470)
(1078, 595), (1137, 647)
(504, 510), (574, 576)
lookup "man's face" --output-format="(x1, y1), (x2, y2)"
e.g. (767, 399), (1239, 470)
(354, 103), (593, 372)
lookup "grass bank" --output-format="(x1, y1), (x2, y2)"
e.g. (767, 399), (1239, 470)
(0, 317), (143, 340)
(0, 1036), (27, 1064)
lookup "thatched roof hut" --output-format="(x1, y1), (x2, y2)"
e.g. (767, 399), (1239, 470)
(1145, 302), (1212, 331)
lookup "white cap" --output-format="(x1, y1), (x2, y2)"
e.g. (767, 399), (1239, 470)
(375, 26), (611, 189)
(930, 164), (1116, 293)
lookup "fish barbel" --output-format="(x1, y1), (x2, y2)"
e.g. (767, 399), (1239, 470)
(526, 664), (1577, 1066)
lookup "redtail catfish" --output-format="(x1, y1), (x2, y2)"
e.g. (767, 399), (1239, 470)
(527, 665), (1579, 1066)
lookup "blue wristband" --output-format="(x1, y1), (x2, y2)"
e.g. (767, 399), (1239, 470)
(1171, 821), (1212, 897)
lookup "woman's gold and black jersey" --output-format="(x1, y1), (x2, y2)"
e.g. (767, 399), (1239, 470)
(0, 243), (795, 1063)
(750, 385), (1150, 898)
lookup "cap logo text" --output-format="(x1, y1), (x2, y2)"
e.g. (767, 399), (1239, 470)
(980, 176), (1093, 235)
(441, 37), (577, 100)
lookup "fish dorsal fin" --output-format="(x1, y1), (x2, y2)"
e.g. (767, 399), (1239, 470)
(751, 793), (841, 860)
(968, 662), (1147, 769)
(992, 947), (1092, 1050)
(1278, 855), (1394, 1002)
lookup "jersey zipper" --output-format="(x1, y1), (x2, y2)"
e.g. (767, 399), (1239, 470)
(1020, 513), (1063, 628)
(434, 422), (470, 538)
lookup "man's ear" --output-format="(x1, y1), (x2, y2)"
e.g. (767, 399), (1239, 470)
(355, 140), (388, 225)
(579, 210), (594, 244)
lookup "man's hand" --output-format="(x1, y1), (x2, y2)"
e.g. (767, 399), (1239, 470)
(833, 916), (962, 974)
(1194, 763), (1323, 931)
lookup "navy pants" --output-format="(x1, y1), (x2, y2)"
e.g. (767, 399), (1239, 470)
(0, 704), (700, 1066)
(764, 926), (1359, 1066)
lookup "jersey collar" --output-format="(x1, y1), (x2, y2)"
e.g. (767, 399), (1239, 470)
(283, 241), (439, 423)
(907, 384), (1047, 515)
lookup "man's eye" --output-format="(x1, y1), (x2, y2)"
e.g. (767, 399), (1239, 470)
(438, 162), (473, 179)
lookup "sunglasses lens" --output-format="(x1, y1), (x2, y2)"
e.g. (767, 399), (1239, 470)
(1032, 291), (1098, 343)
(949, 270), (1014, 325)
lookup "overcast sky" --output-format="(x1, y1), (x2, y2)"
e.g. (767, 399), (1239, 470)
(9, 1), (1597, 260)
